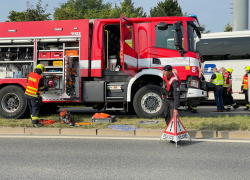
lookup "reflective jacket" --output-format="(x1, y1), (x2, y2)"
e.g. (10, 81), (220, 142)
(162, 72), (181, 109)
(163, 73), (181, 92)
(25, 72), (43, 98)
(223, 72), (230, 88)
(242, 74), (248, 90)
(212, 72), (223, 85)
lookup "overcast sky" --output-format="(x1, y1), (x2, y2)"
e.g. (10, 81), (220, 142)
(0, 0), (249, 33)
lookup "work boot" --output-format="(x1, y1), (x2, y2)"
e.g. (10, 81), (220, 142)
(233, 105), (240, 109)
(243, 107), (249, 110)
(33, 123), (43, 128)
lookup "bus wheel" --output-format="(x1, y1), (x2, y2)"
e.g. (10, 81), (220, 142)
(0, 85), (28, 119)
(133, 85), (165, 119)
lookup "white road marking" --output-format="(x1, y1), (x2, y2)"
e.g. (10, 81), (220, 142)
(0, 135), (250, 143)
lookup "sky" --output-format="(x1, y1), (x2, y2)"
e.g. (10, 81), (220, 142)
(0, 0), (249, 33)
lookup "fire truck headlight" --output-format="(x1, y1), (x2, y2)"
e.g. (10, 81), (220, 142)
(188, 76), (200, 89)
(190, 80), (199, 89)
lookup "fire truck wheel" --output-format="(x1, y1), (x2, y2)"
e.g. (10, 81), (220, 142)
(133, 85), (165, 119)
(0, 85), (28, 119)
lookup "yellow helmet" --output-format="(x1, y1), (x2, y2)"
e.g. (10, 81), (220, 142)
(245, 66), (250, 72)
(227, 68), (233, 73)
(35, 64), (45, 73)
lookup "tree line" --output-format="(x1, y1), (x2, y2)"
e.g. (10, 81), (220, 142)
(6, 0), (182, 21)
(6, 0), (232, 32)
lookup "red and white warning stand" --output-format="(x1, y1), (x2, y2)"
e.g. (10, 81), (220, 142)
(159, 115), (192, 147)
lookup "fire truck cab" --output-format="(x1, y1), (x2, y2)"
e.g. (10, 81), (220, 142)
(0, 14), (207, 119)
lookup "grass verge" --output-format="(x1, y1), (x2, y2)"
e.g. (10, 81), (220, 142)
(0, 114), (250, 131)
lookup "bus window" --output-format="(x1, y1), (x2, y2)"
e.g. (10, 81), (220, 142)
(223, 37), (250, 60)
(196, 39), (223, 60)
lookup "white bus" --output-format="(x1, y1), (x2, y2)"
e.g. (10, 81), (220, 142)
(196, 30), (250, 100)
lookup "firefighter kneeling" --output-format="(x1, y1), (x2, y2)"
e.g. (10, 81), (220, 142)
(24, 64), (47, 127)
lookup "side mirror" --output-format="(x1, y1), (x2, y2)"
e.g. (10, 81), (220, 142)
(196, 27), (204, 31)
(156, 22), (168, 30)
(173, 22), (182, 49)
(173, 23), (182, 32)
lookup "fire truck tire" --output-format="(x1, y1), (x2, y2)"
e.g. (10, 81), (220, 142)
(0, 85), (28, 119)
(133, 85), (165, 119)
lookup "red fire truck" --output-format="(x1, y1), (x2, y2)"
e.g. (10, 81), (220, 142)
(0, 14), (207, 119)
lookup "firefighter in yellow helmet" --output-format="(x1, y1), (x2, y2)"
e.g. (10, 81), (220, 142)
(226, 68), (240, 110)
(241, 66), (250, 110)
(24, 64), (46, 127)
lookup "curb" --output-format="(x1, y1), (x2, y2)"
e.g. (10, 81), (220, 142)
(0, 128), (250, 139)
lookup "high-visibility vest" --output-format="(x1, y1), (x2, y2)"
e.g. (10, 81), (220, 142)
(223, 72), (230, 88)
(25, 72), (42, 98)
(163, 72), (181, 92)
(242, 74), (248, 90)
(212, 72), (223, 85)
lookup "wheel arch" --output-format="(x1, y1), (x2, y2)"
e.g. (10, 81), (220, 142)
(0, 83), (26, 91)
(127, 69), (163, 102)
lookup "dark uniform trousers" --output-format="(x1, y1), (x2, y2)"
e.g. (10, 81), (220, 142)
(26, 95), (40, 124)
(164, 99), (174, 125)
(223, 87), (231, 105)
(244, 90), (249, 105)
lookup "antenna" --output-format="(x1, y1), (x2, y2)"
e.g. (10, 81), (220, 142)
(157, 4), (167, 17)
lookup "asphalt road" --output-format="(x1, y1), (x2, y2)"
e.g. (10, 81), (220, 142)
(60, 106), (250, 118)
(0, 136), (250, 180)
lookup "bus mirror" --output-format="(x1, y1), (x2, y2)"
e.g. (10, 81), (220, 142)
(156, 22), (168, 30)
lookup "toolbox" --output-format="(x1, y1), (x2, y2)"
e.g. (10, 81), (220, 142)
(40, 61), (50, 66)
(51, 52), (63, 59)
(65, 50), (79, 56)
(53, 61), (63, 66)
(92, 116), (115, 123)
(39, 52), (51, 59)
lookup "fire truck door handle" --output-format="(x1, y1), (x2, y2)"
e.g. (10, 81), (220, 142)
(152, 58), (161, 65)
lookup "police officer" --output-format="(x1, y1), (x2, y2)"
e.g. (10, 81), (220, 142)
(24, 64), (46, 127)
(220, 67), (231, 111)
(210, 67), (224, 112)
(241, 66), (250, 110)
(161, 65), (181, 126)
(226, 68), (240, 110)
